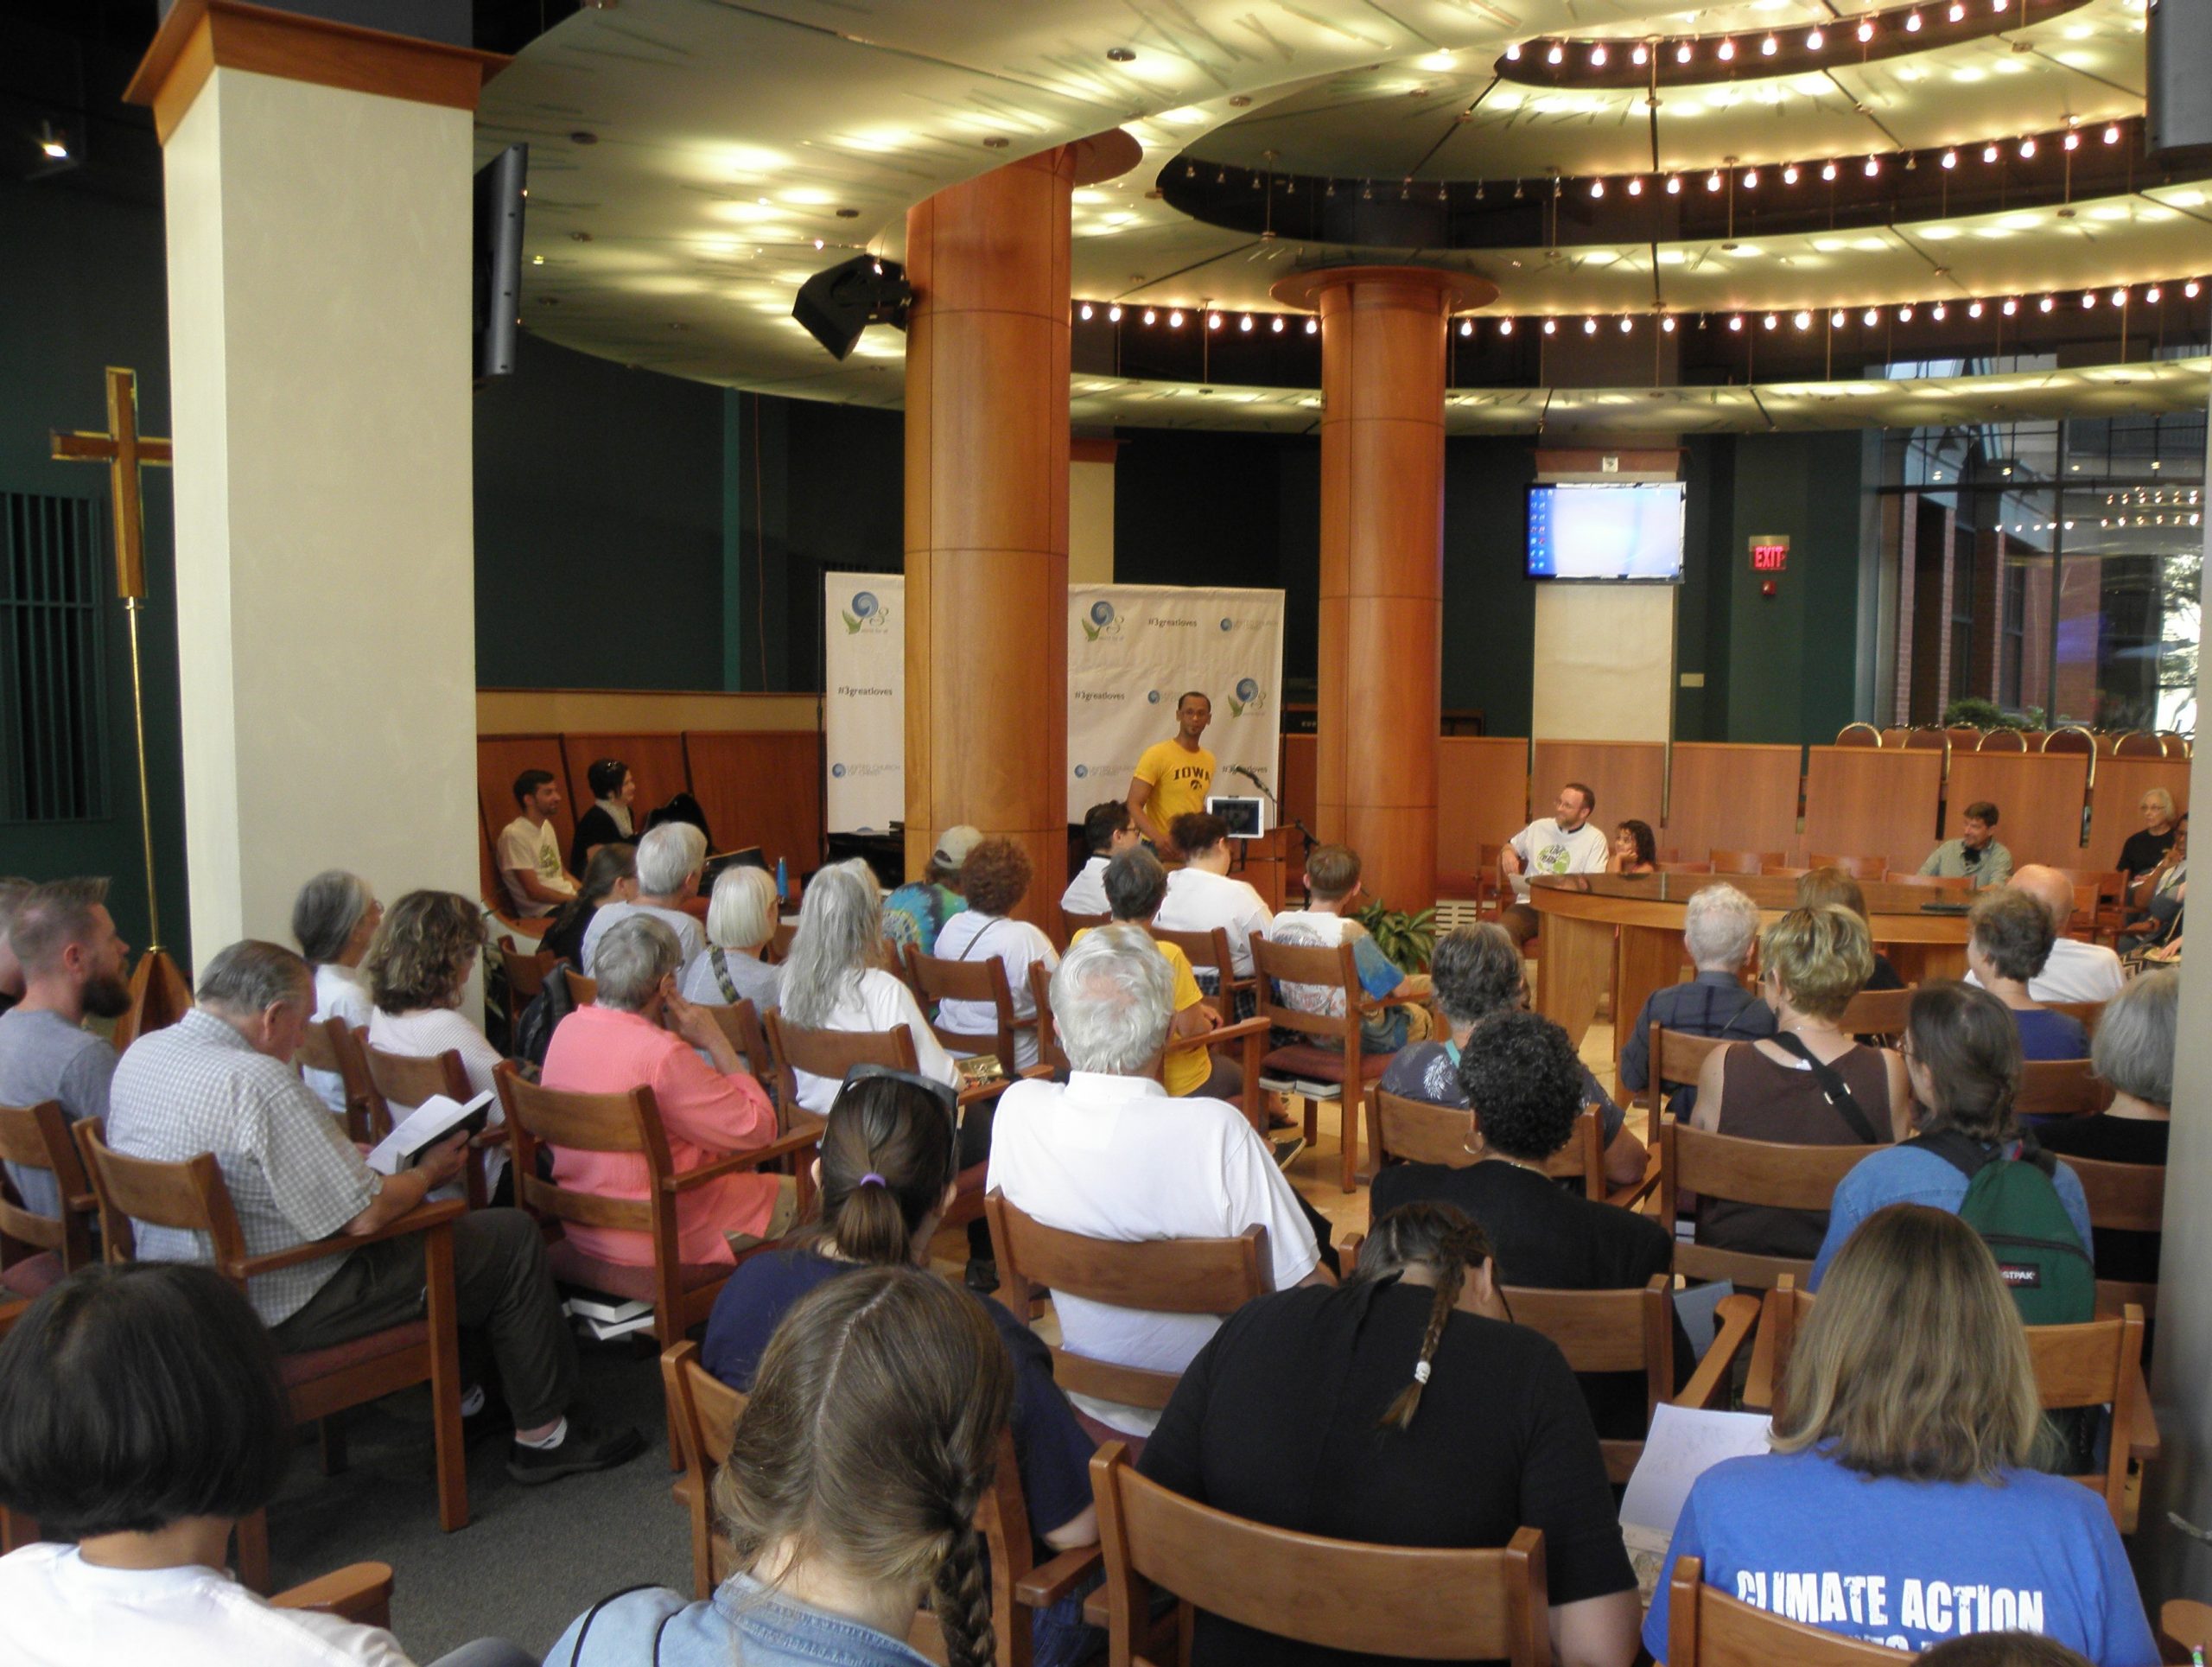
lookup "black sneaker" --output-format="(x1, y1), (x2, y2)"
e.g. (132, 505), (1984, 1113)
(964, 1257), (1000, 1295)
(505, 1417), (646, 1486)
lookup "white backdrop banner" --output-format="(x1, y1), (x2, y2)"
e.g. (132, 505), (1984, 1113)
(823, 576), (1286, 834)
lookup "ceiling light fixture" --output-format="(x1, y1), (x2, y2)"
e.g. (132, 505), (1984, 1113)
(1865, 307), (1879, 325)
(1590, 43), (1608, 65)
(2018, 136), (2037, 158)
(1821, 161), (1840, 181)
(1543, 318), (1558, 334)
(1459, 318), (1473, 336)
(1899, 303), (1915, 320)
(1168, 309), (1184, 327)
(1661, 315), (1677, 332)
(1858, 18), (1876, 41)
(1905, 9), (1923, 27)
(1676, 41), (1694, 62)
(1783, 163), (1800, 184)
(1109, 304), (1123, 321)
(1633, 43), (1650, 64)
(1270, 315), (1284, 332)
(1762, 33), (1779, 54)
(1716, 37), (1736, 59)
(1968, 299), (1984, 317)
(1832, 309), (1847, 326)
(1931, 302), (1947, 319)
(1584, 316), (1599, 334)
(1547, 41), (1565, 63)
(1942, 149), (1958, 169)
(1727, 315), (1744, 331)
(1795, 310), (1812, 329)
(1500, 317), (1515, 334)
(1806, 26), (1826, 47)
(1079, 302), (1094, 320)
(1763, 312), (1778, 329)
(37, 120), (68, 161)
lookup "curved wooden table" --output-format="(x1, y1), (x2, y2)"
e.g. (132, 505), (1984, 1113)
(1528, 875), (1972, 1085)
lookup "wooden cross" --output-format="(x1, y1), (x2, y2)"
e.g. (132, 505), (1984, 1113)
(50, 366), (171, 601)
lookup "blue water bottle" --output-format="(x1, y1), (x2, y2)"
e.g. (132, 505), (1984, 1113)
(775, 856), (788, 903)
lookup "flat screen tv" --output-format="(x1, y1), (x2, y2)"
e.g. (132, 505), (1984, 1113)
(1525, 481), (1686, 582)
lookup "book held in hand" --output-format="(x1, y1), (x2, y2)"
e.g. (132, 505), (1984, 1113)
(365, 1090), (496, 1176)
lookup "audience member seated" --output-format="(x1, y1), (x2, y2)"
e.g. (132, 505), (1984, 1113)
(1155, 811), (1272, 988)
(680, 862), (783, 1016)
(1811, 982), (2093, 1290)
(2116, 817), (2186, 954)
(1618, 883), (1776, 1120)
(1921, 799), (2013, 889)
(700, 1067), (1100, 1667)
(2031, 968), (2175, 1288)
(1370, 1011), (1675, 1439)
(988, 926), (1326, 1439)
(2117, 788), (2179, 905)
(779, 858), (957, 1115)
(364, 891), (507, 1190)
(106, 941), (642, 1485)
(1141, 1198), (1641, 1667)
(1060, 800), (1140, 918)
(1267, 843), (1432, 1055)
(541, 915), (792, 1263)
(1965, 888), (2091, 1060)
(1980, 867), (2126, 1005)
(0, 879), (126, 1218)
(1499, 780), (1611, 948)
(289, 869), (381, 1119)
(0, 1263), (537, 1667)
(0, 875), (32, 1016)
(1377, 924), (1643, 1185)
(932, 839), (1058, 1071)
(496, 769), (576, 920)
(582, 821), (707, 975)
(554, 1265), (1012, 1667)
(1797, 868), (1905, 990)
(1646, 1206), (2153, 1664)
(1084, 849), (1237, 1103)
(1691, 907), (1909, 1263)
(881, 825), (976, 956)
(1611, 818), (1657, 875)
(568, 755), (635, 876)
(540, 843), (636, 970)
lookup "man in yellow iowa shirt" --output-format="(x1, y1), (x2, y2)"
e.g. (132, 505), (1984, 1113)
(1127, 690), (1215, 851)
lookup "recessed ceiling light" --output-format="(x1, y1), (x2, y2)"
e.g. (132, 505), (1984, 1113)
(1106, 47), (1135, 61)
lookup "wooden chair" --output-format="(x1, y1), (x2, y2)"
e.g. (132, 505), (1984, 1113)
(563, 968), (598, 1006)
(76, 1121), (467, 1593)
(1835, 986), (1915, 1036)
(1656, 859), (1713, 875)
(702, 997), (776, 1093)
(1833, 722), (1883, 748)
(1879, 727), (1913, 748)
(1666, 1555), (1905, 1664)
(2163, 1599), (2212, 1662)
(2015, 1058), (2112, 1119)
(270, 1562), (401, 1631)
(2068, 1154), (2164, 1320)
(1758, 863), (1810, 880)
(2041, 725), (2096, 755)
(2048, 998), (2107, 1035)
(759, 1011), (919, 1114)
(1709, 849), (1783, 875)
(0, 1100), (98, 1299)
(1250, 935), (1396, 1193)
(1980, 727), (2029, 751)
(1505, 1277), (1677, 1483)
(2113, 730), (2164, 759)
(1090, 1442), (1552, 1665)
(1060, 908), (1109, 944)
(1658, 1120), (1874, 1292)
(1643, 1025), (1738, 1117)
(360, 1041), (493, 1207)
(905, 943), (1030, 1078)
(1902, 726), (1950, 755)
(1472, 842), (1510, 919)
(2049, 867), (2128, 942)
(1370, 1091), (1652, 1211)
(986, 1190), (1270, 1418)
(1027, 961), (1066, 1073)
(295, 1017), (385, 1143)
(495, 942), (558, 1004)
(495, 1065), (825, 1466)
(1807, 853), (1888, 881)
(1147, 922), (1251, 1024)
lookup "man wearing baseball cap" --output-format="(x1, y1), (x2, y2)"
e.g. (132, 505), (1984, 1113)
(882, 824), (982, 956)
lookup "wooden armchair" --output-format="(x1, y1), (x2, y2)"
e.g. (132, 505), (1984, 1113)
(905, 943), (1030, 1077)
(1666, 1556), (1904, 1664)
(359, 1040), (497, 1208)
(759, 1011), (919, 1113)
(1656, 859), (1714, 875)
(1807, 853), (1888, 881)
(1147, 923), (1252, 1024)
(2049, 999), (2107, 1036)
(1504, 1278), (1676, 1484)
(269, 1561), (397, 1629)
(495, 942), (559, 1008)
(75, 1120), (467, 1593)
(295, 1017), (385, 1143)
(1657, 1120), (1872, 1292)
(563, 968), (598, 1007)
(2016, 1058), (2113, 1119)
(2050, 868), (2128, 943)
(0, 1099), (98, 1299)
(1060, 908), (1109, 945)
(1249, 935), (1394, 1193)
(1371, 1090), (1653, 1211)
(1834, 987), (1914, 1037)
(2069, 1154), (2164, 1320)
(1090, 1443), (1552, 1664)
(701, 997), (775, 1095)
(1709, 849), (1784, 875)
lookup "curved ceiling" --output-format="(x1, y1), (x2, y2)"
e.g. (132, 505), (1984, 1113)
(476, 0), (2202, 428)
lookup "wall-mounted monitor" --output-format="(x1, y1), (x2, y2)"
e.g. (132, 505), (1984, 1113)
(1525, 481), (1686, 582)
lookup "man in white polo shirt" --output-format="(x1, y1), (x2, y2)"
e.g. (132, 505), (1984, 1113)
(987, 926), (1329, 1438)
(1499, 781), (1611, 949)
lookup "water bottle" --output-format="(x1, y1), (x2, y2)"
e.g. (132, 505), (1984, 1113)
(775, 856), (788, 903)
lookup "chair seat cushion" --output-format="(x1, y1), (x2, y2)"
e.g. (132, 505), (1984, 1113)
(279, 1320), (427, 1387)
(0, 1252), (63, 1299)
(550, 1240), (726, 1305)
(1262, 1044), (1390, 1085)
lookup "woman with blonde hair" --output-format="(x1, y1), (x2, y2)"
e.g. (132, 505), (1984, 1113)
(679, 861), (783, 1015)
(1690, 905), (1910, 1260)
(1645, 1205), (2154, 1664)
(365, 890), (507, 1187)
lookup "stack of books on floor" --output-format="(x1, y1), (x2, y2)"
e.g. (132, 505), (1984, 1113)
(563, 1293), (655, 1341)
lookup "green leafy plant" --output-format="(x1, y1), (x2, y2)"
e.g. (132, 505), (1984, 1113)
(1941, 696), (2044, 731)
(1351, 898), (1436, 977)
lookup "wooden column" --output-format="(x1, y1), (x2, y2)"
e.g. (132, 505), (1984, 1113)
(903, 134), (1135, 926)
(1274, 266), (1495, 913)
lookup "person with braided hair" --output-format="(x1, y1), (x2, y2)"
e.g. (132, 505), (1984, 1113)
(552, 1264), (1014, 1667)
(1140, 1199), (1642, 1667)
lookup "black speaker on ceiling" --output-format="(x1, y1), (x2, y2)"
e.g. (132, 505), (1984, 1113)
(793, 256), (913, 360)
(2146, 0), (2212, 152)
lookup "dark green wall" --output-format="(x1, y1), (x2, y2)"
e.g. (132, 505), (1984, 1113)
(1441, 439), (1539, 734)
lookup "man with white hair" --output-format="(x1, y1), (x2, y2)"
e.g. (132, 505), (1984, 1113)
(581, 820), (708, 975)
(987, 924), (1330, 1439)
(1618, 881), (1776, 1120)
(1969, 865), (2123, 1005)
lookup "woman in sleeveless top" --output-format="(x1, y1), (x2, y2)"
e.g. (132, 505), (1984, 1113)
(1691, 905), (1912, 1260)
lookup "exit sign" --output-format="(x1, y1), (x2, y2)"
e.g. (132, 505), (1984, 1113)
(1750, 537), (1790, 572)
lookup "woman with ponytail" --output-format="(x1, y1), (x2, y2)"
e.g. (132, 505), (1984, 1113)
(1139, 1199), (1642, 1667)
(551, 1266), (1012, 1667)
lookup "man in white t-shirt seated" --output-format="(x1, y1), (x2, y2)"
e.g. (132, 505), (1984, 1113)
(581, 821), (709, 975)
(1060, 800), (1142, 919)
(1155, 811), (1273, 1004)
(988, 926), (1331, 1438)
(1266, 843), (1433, 1055)
(1499, 780), (1611, 949)
(497, 769), (578, 919)
(1966, 865), (2125, 1005)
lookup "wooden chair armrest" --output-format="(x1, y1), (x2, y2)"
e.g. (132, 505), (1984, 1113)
(65, 1192), (96, 1215)
(474, 1123), (512, 1148)
(1017, 1064), (1056, 1080)
(666, 1123), (828, 1193)
(236, 1199), (465, 1280)
(2128, 1358), (2161, 1464)
(1740, 1299), (1781, 1414)
(271, 1561), (396, 1627)
(1201, 1015), (1274, 1051)
(958, 1078), (1015, 1106)
(1676, 1293), (1763, 1410)
(1014, 1544), (1103, 1608)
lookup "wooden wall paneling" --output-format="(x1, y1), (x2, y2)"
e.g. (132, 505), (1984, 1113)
(1280, 735), (1318, 835)
(559, 732), (692, 830)
(1529, 741), (1666, 834)
(683, 732), (825, 876)
(1665, 744), (1803, 862)
(2086, 758), (2192, 868)
(1945, 751), (2090, 869)
(1437, 737), (1531, 881)
(477, 735), (574, 862)
(1801, 748), (1945, 876)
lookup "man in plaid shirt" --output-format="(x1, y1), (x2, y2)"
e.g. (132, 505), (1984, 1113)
(108, 939), (641, 1486)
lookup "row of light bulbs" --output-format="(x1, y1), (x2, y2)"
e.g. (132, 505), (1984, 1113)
(1575, 123), (2126, 200)
(1509, 0), (2024, 69)
(1076, 279), (2202, 337)
(2104, 489), (2201, 505)
(2101, 513), (2202, 526)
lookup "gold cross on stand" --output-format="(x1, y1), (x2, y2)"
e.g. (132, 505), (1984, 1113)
(49, 366), (193, 1046)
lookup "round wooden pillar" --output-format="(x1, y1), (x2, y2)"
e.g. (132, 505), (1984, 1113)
(1272, 266), (1496, 914)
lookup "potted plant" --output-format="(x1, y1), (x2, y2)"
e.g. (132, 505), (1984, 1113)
(1351, 897), (1435, 977)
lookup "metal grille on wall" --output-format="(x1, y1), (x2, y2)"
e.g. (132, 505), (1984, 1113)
(1, 492), (109, 823)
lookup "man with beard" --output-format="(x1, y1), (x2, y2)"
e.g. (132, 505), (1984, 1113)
(0, 878), (131, 1219)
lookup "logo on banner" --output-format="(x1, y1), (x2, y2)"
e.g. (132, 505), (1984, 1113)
(830, 761), (898, 779)
(1073, 765), (1089, 779)
(1147, 689), (1161, 703)
(1229, 677), (1267, 718)
(840, 590), (893, 634)
(1079, 599), (1122, 643)
(1219, 617), (1234, 632)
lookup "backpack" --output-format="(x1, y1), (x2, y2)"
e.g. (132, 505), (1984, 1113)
(512, 958), (579, 1070)
(1909, 1129), (2094, 1327)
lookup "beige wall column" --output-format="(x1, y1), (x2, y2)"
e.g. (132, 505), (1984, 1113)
(1274, 266), (1495, 914)
(127, 3), (500, 955)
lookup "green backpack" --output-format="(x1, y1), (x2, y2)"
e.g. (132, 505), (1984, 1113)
(1910, 1129), (2095, 1327)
